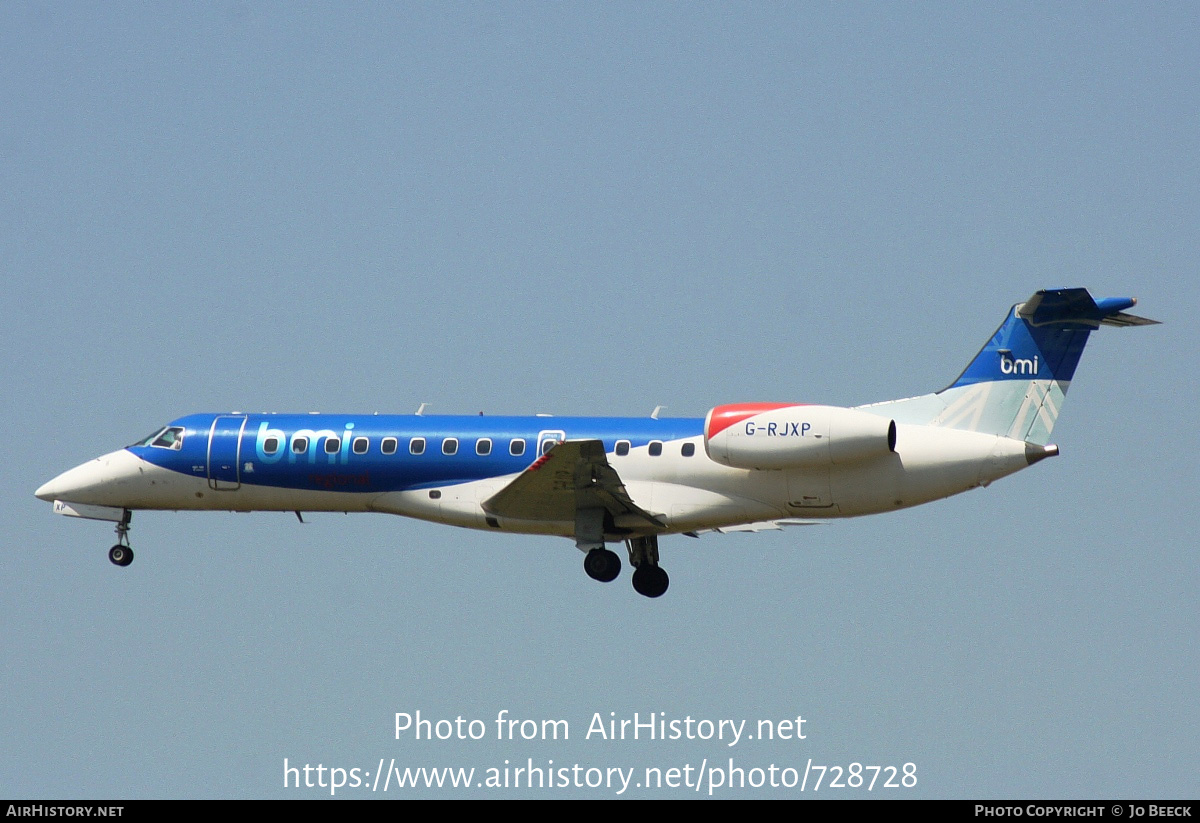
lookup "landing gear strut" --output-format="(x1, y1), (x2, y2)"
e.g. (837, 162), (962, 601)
(108, 510), (133, 567)
(626, 535), (669, 598)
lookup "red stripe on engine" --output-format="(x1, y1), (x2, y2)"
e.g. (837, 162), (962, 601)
(706, 403), (799, 438)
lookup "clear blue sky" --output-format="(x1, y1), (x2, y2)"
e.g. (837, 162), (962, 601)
(3, 2), (1195, 798)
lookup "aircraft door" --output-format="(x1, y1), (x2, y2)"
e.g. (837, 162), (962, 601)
(207, 415), (248, 491)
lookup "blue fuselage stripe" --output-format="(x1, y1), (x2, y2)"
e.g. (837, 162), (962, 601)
(132, 413), (707, 493)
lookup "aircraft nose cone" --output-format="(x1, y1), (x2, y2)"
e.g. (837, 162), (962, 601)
(36, 461), (102, 502)
(35, 450), (147, 505)
(34, 478), (60, 501)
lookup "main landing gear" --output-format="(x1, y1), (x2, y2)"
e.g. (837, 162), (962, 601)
(582, 535), (669, 598)
(631, 563), (669, 599)
(108, 510), (133, 567)
(583, 547), (621, 583)
(627, 535), (669, 598)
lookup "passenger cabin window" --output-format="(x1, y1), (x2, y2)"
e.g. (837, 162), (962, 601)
(293, 436), (309, 455)
(476, 438), (492, 456)
(381, 437), (398, 455)
(263, 437), (280, 455)
(681, 442), (695, 457)
(443, 438), (458, 455)
(509, 439), (526, 456)
(410, 437), (426, 455)
(353, 437), (369, 455)
(615, 440), (630, 456)
(541, 439), (556, 456)
(649, 441), (663, 456)
(325, 437), (340, 454)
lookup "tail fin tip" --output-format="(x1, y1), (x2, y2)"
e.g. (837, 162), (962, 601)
(1017, 288), (1159, 329)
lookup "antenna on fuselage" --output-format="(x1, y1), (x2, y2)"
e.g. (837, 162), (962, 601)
(651, 405), (666, 419)
(415, 403), (429, 416)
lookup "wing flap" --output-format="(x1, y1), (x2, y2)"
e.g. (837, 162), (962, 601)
(701, 519), (822, 534)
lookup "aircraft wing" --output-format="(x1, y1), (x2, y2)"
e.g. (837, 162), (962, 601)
(482, 440), (664, 528)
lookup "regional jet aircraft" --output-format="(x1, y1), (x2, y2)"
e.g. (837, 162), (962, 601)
(36, 288), (1156, 597)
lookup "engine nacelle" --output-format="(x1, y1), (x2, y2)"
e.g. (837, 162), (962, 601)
(704, 403), (897, 470)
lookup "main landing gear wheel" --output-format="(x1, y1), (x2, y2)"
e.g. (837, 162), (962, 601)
(631, 565), (669, 598)
(108, 545), (134, 567)
(625, 535), (668, 598)
(583, 548), (621, 583)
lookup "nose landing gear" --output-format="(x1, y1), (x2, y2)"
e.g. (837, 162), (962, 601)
(108, 544), (133, 566)
(108, 510), (133, 567)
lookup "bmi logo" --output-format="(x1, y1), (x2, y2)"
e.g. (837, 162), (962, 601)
(999, 353), (1039, 375)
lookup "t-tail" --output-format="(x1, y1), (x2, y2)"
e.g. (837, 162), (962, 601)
(861, 288), (1159, 444)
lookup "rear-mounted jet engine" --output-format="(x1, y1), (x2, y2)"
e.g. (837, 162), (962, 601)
(704, 403), (897, 470)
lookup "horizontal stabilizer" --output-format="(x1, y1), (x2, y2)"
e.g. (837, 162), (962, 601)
(1017, 289), (1159, 328)
(1098, 310), (1160, 328)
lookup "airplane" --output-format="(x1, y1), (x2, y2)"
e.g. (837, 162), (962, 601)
(36, 288), (1157, 597)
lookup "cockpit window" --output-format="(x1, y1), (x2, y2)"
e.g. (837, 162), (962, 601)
(132, 426), (185, 450)
(132, 428), (165, 447)
(152, 427), (185, 449)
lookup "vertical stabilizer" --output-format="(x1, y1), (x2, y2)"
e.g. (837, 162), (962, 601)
(859, 289), (1157, 444)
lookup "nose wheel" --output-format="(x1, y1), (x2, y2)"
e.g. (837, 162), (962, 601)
(108, 544), (134, 566)
(108, 510), (133, 567)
